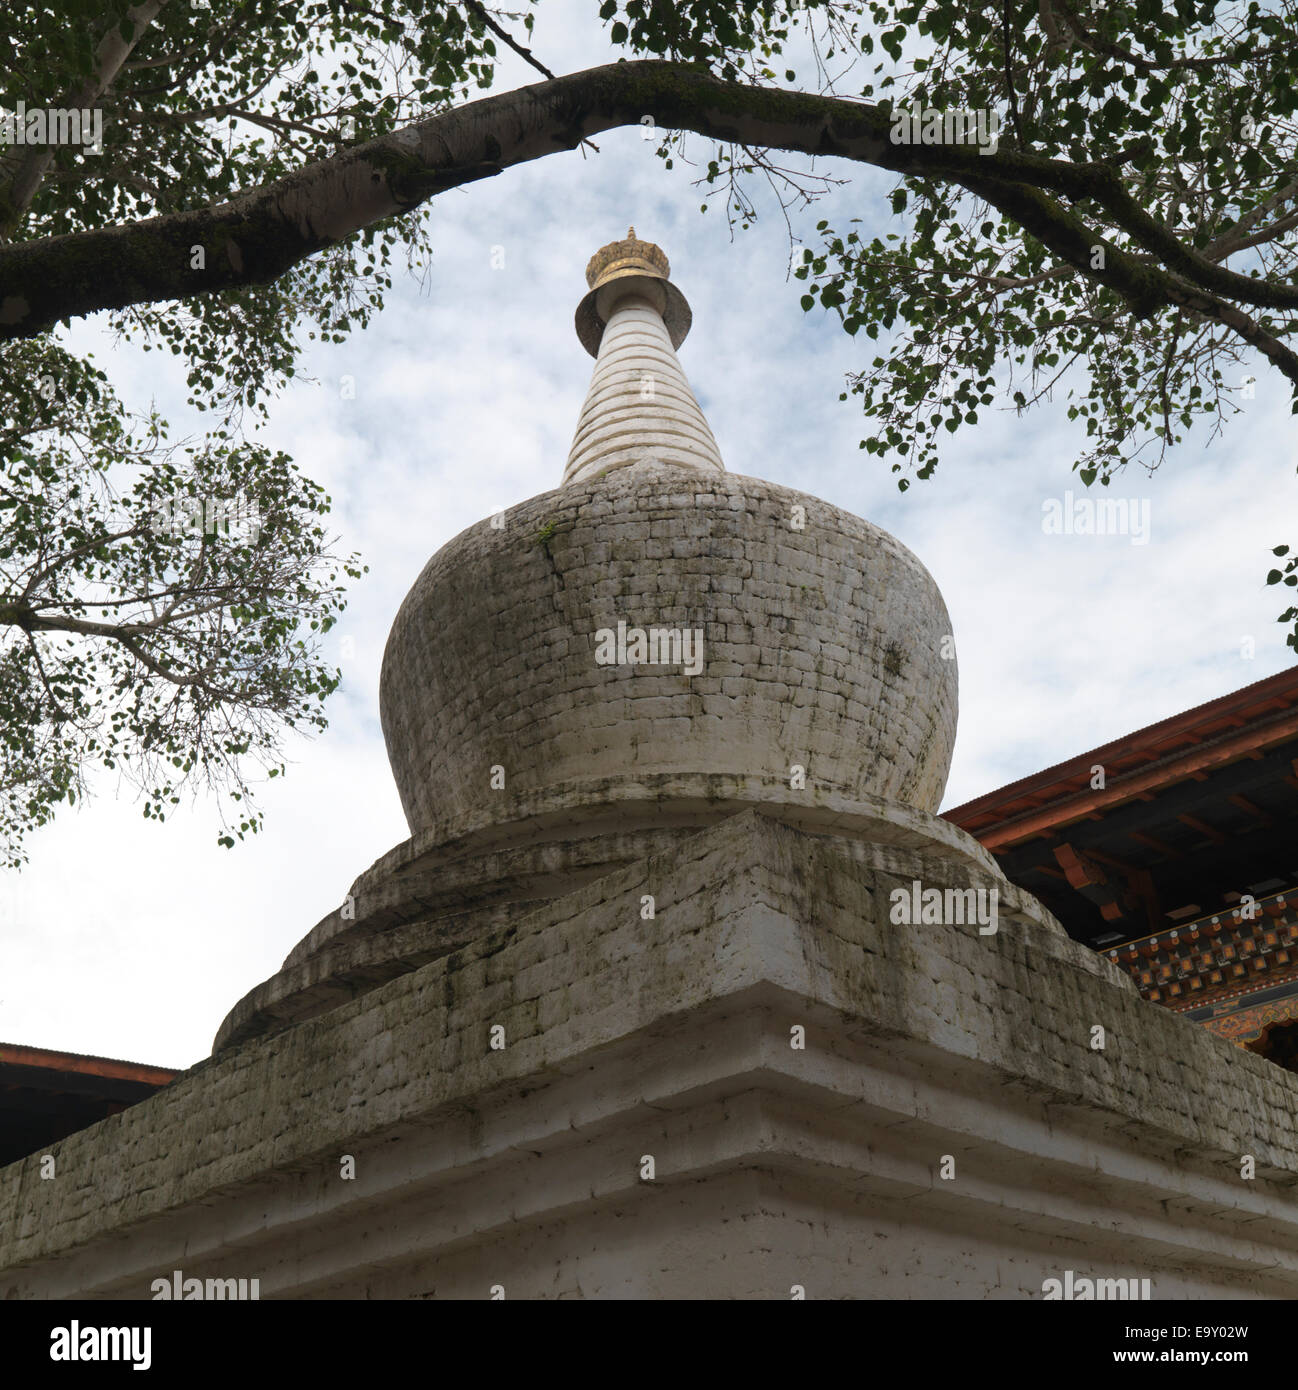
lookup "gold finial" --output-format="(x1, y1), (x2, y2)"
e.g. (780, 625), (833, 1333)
(584, 229), (670, 291)
(575, 228), (692, 357)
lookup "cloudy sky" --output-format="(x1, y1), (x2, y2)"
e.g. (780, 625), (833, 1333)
(3, 4), (1294, 1070)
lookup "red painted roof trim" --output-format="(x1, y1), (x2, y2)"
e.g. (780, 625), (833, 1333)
(944, 665), (1298, 846)
(0, 1042), (180, 1087)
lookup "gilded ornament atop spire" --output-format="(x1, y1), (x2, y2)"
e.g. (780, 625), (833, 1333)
(575, 227), (690, 357)
(582, 227), (672, 294)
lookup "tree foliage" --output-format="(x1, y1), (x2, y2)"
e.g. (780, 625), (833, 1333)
(792, 3), (1298, 497)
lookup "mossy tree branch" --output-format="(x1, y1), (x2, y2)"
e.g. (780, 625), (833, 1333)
(3, 57), (1297, 385)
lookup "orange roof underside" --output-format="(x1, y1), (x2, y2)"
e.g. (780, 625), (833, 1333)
(0, 1042), (179, 1087)
(944, 665), (1298, 851)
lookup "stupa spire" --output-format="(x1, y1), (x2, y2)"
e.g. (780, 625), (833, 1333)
(564, 229), (724, 486)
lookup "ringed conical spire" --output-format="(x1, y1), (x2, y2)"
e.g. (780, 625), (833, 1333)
(564, 229), (724, 486)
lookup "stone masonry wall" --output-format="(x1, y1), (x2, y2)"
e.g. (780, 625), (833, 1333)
(3, 811), (1297, 1297)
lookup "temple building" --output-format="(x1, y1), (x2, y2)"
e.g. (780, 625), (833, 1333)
(0, 1045), (176, 1169)
(2, 234), (1298, 1299)
(945, 668), (1298, 1067)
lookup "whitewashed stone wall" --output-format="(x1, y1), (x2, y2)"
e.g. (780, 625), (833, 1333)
(4, 813), (1297, 1299)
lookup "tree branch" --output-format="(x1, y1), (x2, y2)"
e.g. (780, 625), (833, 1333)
(4, 59), (1298, 347)
(0, 0), (171, 238)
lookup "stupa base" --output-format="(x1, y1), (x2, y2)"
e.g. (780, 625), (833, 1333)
(4, 811), (1297, 1299)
